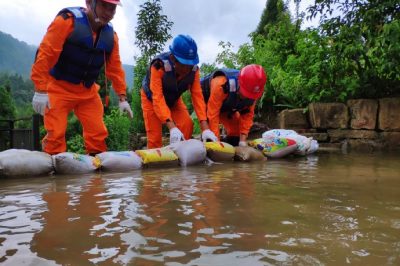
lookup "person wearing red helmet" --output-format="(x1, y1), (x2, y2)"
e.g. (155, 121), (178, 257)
(141, 34), (217, 148)
(200, 64), (267, 146)
(31, 0), (132, 155)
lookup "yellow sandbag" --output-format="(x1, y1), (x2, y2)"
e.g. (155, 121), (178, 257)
(234, 146), (266, 162)
(204, 141), (235, 162)
(135, 147), (179, 167)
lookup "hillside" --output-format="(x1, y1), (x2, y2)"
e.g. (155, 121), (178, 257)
(0, 30), (134, 88)
(0, 31), (36, 78)
(123, 64), (134, 90)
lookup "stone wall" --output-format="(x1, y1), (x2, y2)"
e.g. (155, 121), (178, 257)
(275, 97), (400, 152)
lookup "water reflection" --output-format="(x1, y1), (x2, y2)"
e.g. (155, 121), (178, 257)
(0, 152), (399, 265)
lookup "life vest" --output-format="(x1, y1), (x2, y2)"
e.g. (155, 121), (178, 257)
(49, 7), (114, 88)
(142, 52), (197, 107)
(200, 69), (255, 116)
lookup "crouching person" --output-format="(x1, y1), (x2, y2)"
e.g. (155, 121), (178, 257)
(140, 34), (217, 148)
(201, 65), (267, 146)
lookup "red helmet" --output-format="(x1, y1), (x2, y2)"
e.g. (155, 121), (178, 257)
(102, 0), (122, 6)
(238, 64), (267, 100)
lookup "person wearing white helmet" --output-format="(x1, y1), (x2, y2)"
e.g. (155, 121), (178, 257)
(141, 34), (217, 148)
(31, 0), (132, 155)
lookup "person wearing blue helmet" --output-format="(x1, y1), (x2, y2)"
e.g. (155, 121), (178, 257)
(141, 34), (217, 148)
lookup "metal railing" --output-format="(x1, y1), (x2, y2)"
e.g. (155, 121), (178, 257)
(0, 114), (41, 151)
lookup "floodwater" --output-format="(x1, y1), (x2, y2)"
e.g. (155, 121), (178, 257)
(0, 151), (399, 265)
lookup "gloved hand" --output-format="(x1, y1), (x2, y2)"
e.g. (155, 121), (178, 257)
(32, 92), (50, 115)
(119, 101), (133, 118)
(201, 129), (218, 142)
(238, 141), (248, 147)
(170, 127), (185, 144)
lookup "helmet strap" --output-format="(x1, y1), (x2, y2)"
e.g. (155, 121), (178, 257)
(91, 0), (101, 23)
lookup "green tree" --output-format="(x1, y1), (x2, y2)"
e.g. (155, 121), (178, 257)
(255, 0), (289, 36)
(0, 82), (16, 119)
(0, 83), (16, 149)
(307, 0), (400, 98)
(131, 0), (174, 134)
(135, 0), (173, 57)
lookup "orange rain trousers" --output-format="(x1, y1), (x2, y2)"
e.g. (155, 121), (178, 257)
(141, 90), (193, 149)
(42, 86), (107, 155)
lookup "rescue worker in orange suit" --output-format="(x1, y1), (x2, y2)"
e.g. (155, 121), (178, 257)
(201, 64), (267, 146)
(31, 0), (133, 155)
(141, 34), (218, 148)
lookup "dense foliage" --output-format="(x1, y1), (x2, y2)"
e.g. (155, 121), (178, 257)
(215, 0), (400, 110)
(0, 83), (16, 120)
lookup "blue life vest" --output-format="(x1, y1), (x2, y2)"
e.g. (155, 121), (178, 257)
(142, 52), (197, 107)
(49, 7), (114, 88)
(200, 69), (255, 116)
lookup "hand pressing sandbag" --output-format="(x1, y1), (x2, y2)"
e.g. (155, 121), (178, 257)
(53, 152), (100, 174)
(0, 149), (53, 177)
(96, 151), (142, 171)
(234, 146), (266, 162)
(249, 138), (297, 158)
(204, 142), (235, 162)
(135, 147), (179, 167)
(168, 139), (206, 166)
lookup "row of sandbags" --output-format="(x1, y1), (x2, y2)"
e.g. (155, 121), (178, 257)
(0, 140), (261, 177)
(0, 130), (318, 177)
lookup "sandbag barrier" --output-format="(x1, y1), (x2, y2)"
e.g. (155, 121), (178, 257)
(0, 130), (318, 177)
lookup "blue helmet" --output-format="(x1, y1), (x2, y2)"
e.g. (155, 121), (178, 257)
(169, 34), (199, 65)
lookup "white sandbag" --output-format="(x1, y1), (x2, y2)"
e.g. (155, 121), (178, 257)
(0, 149), (53, 177)
(96, 151), (142, 171)
(249, 138), (297, 158)
(262, 129), (319, 155)
(168, 139), (207, 166)
(53, 152), (100, 174)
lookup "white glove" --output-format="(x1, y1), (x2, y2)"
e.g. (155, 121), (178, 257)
(238, 141), (248, 147)
(170, 127), (185, 144)
(119, 101), (133, 118)
(32, 92), (50, 115)
(201, 129), (218, 142)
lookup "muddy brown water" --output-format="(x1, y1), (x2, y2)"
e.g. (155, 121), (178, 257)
(0, 151), (399, 265)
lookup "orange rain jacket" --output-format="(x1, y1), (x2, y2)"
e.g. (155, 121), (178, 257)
(141, 63), (207, 148)
(31, 10), (126, 154)
(206, 76), (256, 139)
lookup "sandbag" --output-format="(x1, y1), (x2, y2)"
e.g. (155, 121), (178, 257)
(168, 139), (206, 166)
(135, 147), (179, 167)
(249, 138), (297, 158)
(262, 129), (319, 155)
(0, 149), (53, 177)
(53, 152), (100, 174)
(96, 151), (142, 171)
(234, 146), (266, 162)
(204, 141), (235, 162)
